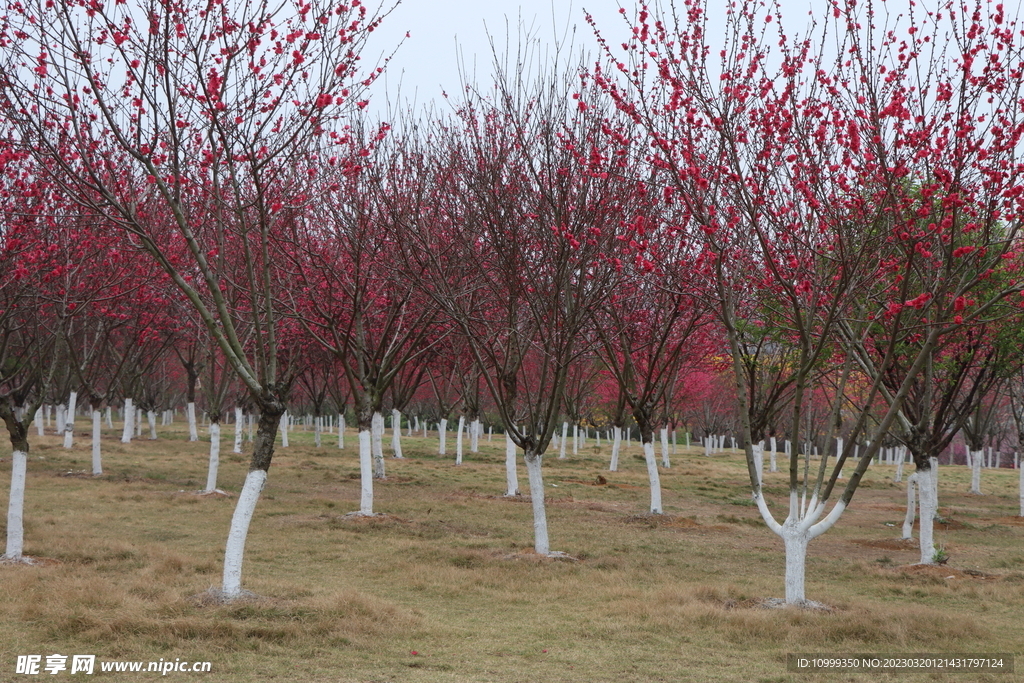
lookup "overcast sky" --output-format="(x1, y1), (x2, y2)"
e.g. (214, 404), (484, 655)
(359, 0), (835, 115)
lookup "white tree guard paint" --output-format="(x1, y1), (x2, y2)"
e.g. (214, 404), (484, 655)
(596, 431), (600, 447)
(488, 425), (492, 443)
(372, 412), (385, 478)
(314, 416), (321, 448)
(769, 436), (778, 473)
(62, 392), (76, 448)
(455, 415), (465, 465)
(524, 454), (550, 555)
(187, 402), (198, 442)
(338, 415), (346, 448)
(34, 408), (44, 437)
(559, 422), (568, 459)
(660, 428), (670, 467)
(971, 449), (983, 494)
(504, 433), (520, 496)
(1019, 460), (1023, 516)
(134, 407), (142, 437)
(91, 410), (103, 475)
(470, 419), (480, 453)
(148, 410), (157, 439)
(610, 426), (621, 471)
(46, 404), (51, 428)
(753, 443), (764, 486)
(105, 406), (112, 428)
(233, 408), (244, 453)
(205, 422), (222, 492)
(221, 469), (267, 598)
(391, 409), (403, 458)
(902, 472), (918, 540)
(573, 424), (579, 455)
(4, 450), (27, 560)
(918, 460), (939, 564)
(279, 412), (289, 447)
(438, 419), (447, 455)
(894, 448), (906, 483)
(704, 437), (711, 457)
(358, 429), (373, 515)
(671, 430), (676, 454)
(643, 441), (663, 514)
(120, 399), (134, 443)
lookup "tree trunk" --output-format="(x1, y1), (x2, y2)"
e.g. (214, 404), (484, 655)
(470, 418), (480, 453)
(902, 472), (918, 540)
(504, 432), (519, 496)
(121, 398), (134, 443)
(280, 412), (289, 447)
(753, 442), (764, 486)
(233, 408), (244, 454)
(610, 426), (621, 471)
(769, 436), (778, 472)
(391, 409), (403, 458)
(642, 440), (663, 514)
(206, 421), (221, 493)
(91, 409), (102, 475)
(918, 459), (939, 564)
(524, 451), (550, 555)
(455, 415), (465, 465)
(971, 449), (983, 494)
(220, 405), (283, 598)
(34, 408), (43, 437)
(358, 428), (373, 515)
(187, 402), (198, 442)
(660, 427), (670, 467)
(782, 526), (811, 604)
(105, 406), (112, 428)
(4, 448), (27, 560)
(338, 414), (345, 449)
(559, 422), (568, 459)
(148, 410), (157, 439)
(438, 418), (447, 455)
(371, 411), (385, 479)
(62, 392), (77, 449)
(573, 424), (578, 455)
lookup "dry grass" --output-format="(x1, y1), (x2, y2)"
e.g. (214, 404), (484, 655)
(1, 425), (1023, 682)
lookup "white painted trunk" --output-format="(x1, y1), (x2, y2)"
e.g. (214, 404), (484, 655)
(187, 402), (198, 442)
(971, 449), (983, 494)
(596, 431), (601, 447)
(470, 419), (480, 453)
(338, 415), (345, 448)
(660, 427), (670, 467)
(34, 408), (44, 437)
(643, 441), (663, 514)
(455, 415), (465, 465)
(91, 410), (102, 475)
(524, 453), (550, 555)
(573, 424), (578, 455)
(46, 404), (51, 428)
(4, 450), (27, 560)
(894, 448), (906, 483)
(221, 469), (267, 598)
(279, 413), (289, 447)
(902, 472), (918, 540)
(610, 426), (621, 471)
(918, 461), (939, 564)
(504, 433), (519, 496)
(391, 409), (403, 458)
(314, 416), (321, 448)
(671, 430), (676, 454)
(105, 406), (112, 429)
(769, 436), (778, 472)
(704, 437), (711, 457)
(488, 425), (492, 442)
(783, 529), (810, 604)
(233, 408), (244, 453)
(120, 399), (133, 443)
(205, 422), (222, 492)
(438, 419), (447, 455)
(148, 410), (157, 439)
(1019, 461), (1024, 516)
(358, 429), (373, 515)
(135, 407), (142, 437)
(372, 412), (385, 478)
(753, 443), (764, 486)
(559, 422), (568, 459)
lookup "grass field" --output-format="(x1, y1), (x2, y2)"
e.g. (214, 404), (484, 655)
(1, 422), (1023, 682)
